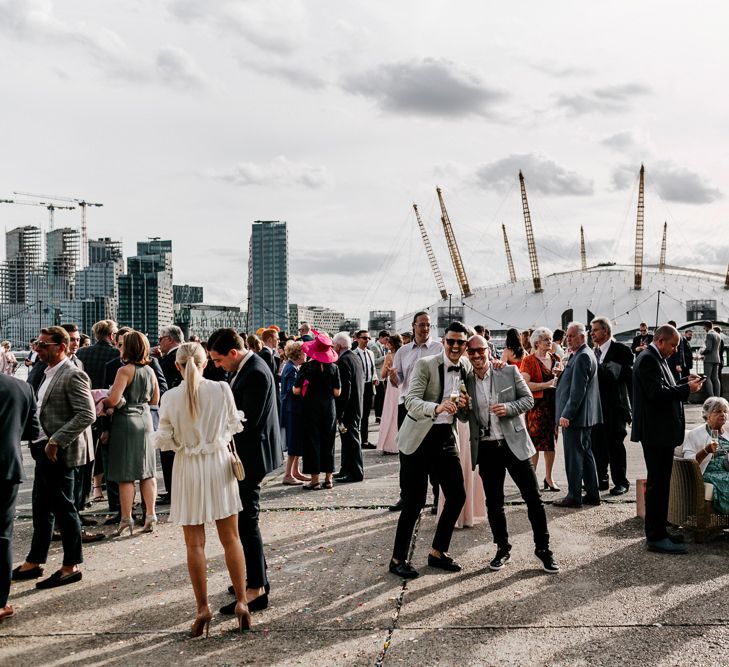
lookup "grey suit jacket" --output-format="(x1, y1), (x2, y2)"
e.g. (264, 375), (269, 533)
(555, 344), (602, 428)
(397, 353), (469, 455)
(39, 361), (96, 468)
(703, 330), (721, 364)
(465, 365), (535, 467)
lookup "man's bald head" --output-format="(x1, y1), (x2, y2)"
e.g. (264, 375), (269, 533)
(653, 324), (680, 359)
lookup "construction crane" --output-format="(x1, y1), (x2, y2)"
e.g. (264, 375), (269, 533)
(580, 226), (587, 271)
(14, 191), (103, 268)
(659, 222), (667, 272)
(0, 198), (76, 292)
(501, 224), (517, 283)
(413, 204), (448, 300)
(633, 164), (645, 290)
(435, 187), (472, 298)
(518, 171), (543, 293)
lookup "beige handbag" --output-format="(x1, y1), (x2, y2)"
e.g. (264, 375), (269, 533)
(228, 441), (245, 481)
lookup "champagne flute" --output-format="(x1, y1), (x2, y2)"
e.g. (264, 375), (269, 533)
(449, 375), (460, 403)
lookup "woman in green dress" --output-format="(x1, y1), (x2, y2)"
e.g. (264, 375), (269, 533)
(105, 331), (160, 535)
(682, 396), (729, 514)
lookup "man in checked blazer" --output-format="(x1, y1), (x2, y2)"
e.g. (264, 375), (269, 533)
(12, 327), (95, 590)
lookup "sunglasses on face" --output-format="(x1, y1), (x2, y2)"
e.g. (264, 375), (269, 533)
(466, 347), (487, 356)
(35, 341), (59, 349)
(445, 338), (466, 347)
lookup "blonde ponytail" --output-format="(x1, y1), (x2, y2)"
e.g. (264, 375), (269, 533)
(175, 342), (206, 419)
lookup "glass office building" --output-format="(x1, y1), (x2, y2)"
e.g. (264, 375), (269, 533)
(247, 221), (289, 332)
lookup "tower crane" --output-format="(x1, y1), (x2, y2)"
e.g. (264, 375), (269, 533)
(435, 187), (472, 298)
(518, 171), (543, 293)
(14, 191), (103, 268)
(413, 204), (448, 301)
(659, 222), (667, 272)
(501, 224), (517, 283)
(633, 165), (645, 290)
(580, 226), (587, 271)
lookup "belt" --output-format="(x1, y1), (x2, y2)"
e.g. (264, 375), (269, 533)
(480, 438), (507, 447)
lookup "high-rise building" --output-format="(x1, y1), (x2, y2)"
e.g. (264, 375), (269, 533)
(368, 310), (396, 334)
(1, 225), (42, 304)
(339, 318), (361, 335)
(118, 239), (173, 344)
(173, 284), (204, 304)
(247, 220), (289, 332)
(174, 303), (246, 341)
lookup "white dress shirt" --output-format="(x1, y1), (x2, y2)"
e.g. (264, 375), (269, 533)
(473, 366), (505, 440)
(393, 338), (444, 405)
(229, 350), (253, 386)
(596, 338), (612, 363)
(354, 346), (376, 383)
(435, 351), (464, 425)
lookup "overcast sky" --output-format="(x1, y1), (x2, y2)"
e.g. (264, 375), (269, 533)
(2, 1), (728, 327)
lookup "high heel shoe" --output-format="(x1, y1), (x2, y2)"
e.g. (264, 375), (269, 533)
(114, 517), (134, 537)
(235, 602), (252, 632)
(141, 514), (158, 533)
(543, 479), (561, 492)
(190, 609), (213, 638)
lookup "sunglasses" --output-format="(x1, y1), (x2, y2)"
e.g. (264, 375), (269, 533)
(466, 347), (487, 355)
(35, 341), (60, 349)
(444, 338), (467, 347)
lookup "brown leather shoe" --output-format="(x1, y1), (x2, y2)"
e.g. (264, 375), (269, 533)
(82, 530), (106, 543)
(0, 605), (14, 622)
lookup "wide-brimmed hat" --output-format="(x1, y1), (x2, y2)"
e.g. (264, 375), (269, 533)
(302, 333), (338, 364)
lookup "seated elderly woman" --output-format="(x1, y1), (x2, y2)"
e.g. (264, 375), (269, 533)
(682, 396), (729, 514)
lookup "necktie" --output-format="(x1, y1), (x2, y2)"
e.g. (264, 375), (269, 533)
(594, 347), (602, 362)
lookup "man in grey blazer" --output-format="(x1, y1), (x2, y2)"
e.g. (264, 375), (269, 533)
(464, 335), (558, 573)
(701, 320), (721, 397)
(389, 321), (469, 579)
(12, 327), (95, 590)
(554, 322), (603, 508)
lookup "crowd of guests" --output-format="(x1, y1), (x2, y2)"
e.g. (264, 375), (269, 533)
(1, 313), (727, 632)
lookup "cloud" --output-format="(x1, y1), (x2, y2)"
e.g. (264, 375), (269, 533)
(292, 249), (388, 276)
(531, 62), (592, 78)
(0, 0), (206, 91)
(240, 59), (326, 90)
(555, 83), (651, 115)
(471, 153), (594, 196)
(167, 0), (305, 54)
(215, 156), (331, 189)
(341, 58), (505, 118)
(611, 161), (722, 204)
(601, 131), (639, 150)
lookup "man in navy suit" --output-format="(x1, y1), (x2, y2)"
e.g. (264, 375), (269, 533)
(554, 322), (603, 508)
(0, 374), (40, 622)
(208, 328), (282, 615)
(632, 324), (704, 554)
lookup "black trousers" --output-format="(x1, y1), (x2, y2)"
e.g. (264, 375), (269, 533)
(360, 383), (374, 445)
(0, 483), (18, 608)
(100, 440), (120, 514)
(478, 440), (549, 550)
(160, 450), (175, 499)
(641, 442), (675, 542)
(591, 422), (629, 488)
(27, 458), (83, 567)
(392, 425), (465, 561)
(339, 416), (363, 480)
(374, 381), (386, 419)
(395, 403), (439, 504)
(237, 474), (268, 589)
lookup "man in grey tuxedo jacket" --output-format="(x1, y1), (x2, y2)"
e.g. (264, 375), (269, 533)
(12, 326), (95, 590)
(555, 322), (603, 507)
(701, 320), (721, 397)
(465, 336), (559, 573)
(389, 321), (469, 580)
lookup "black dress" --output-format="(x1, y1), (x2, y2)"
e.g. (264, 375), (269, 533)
(294, 360), (341, 474)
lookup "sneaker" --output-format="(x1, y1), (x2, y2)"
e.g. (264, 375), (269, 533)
(535, 548), (560, 573)
(489, 546), (511, 571)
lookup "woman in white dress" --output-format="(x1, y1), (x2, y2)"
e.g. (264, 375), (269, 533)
(376, 334), (402, 455)
(155, 343), (251, 637)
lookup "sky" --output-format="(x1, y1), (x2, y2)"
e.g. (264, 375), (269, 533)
(1, 1), (728, 327)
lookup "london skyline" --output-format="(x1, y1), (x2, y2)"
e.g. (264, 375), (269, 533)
(2, 1), (728, 326)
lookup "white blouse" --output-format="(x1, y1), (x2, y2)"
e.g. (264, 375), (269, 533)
(155, 379), (245, 455)
(682, 424), (718, 475)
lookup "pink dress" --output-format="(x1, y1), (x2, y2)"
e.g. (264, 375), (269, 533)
(376, 355), (400, 454)
(437, 420), (486, 528)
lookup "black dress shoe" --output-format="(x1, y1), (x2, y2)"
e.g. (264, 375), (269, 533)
(609, 484), (630, 496)
(388, 499), (405, 512)
(103, 515), (121, 526)
(389, 559), (419, 579)
(362, 442), (377, 449)
(667, 532), (685, 544)
(553, 498), (582, 508)
(80, 516), (98, 527)
(336, 475), (363, 483)
(11, 565), (44, 581)
(489, 546), (511, 571)
(582, 496), (601, 506)
(333, 472), (347, 480)
(427, 553), (462, 572)
(247, 593), (269, 611)
(36, 570), (82, 589)
(598, 480), (610, 491)
(228, 583), (271, 595)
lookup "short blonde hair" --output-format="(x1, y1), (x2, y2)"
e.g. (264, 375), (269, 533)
(284, 340), (304, 362)
(121, 331), (150, 365)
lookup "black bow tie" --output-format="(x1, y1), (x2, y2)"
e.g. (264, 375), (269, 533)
(447, 365), (460, 372)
